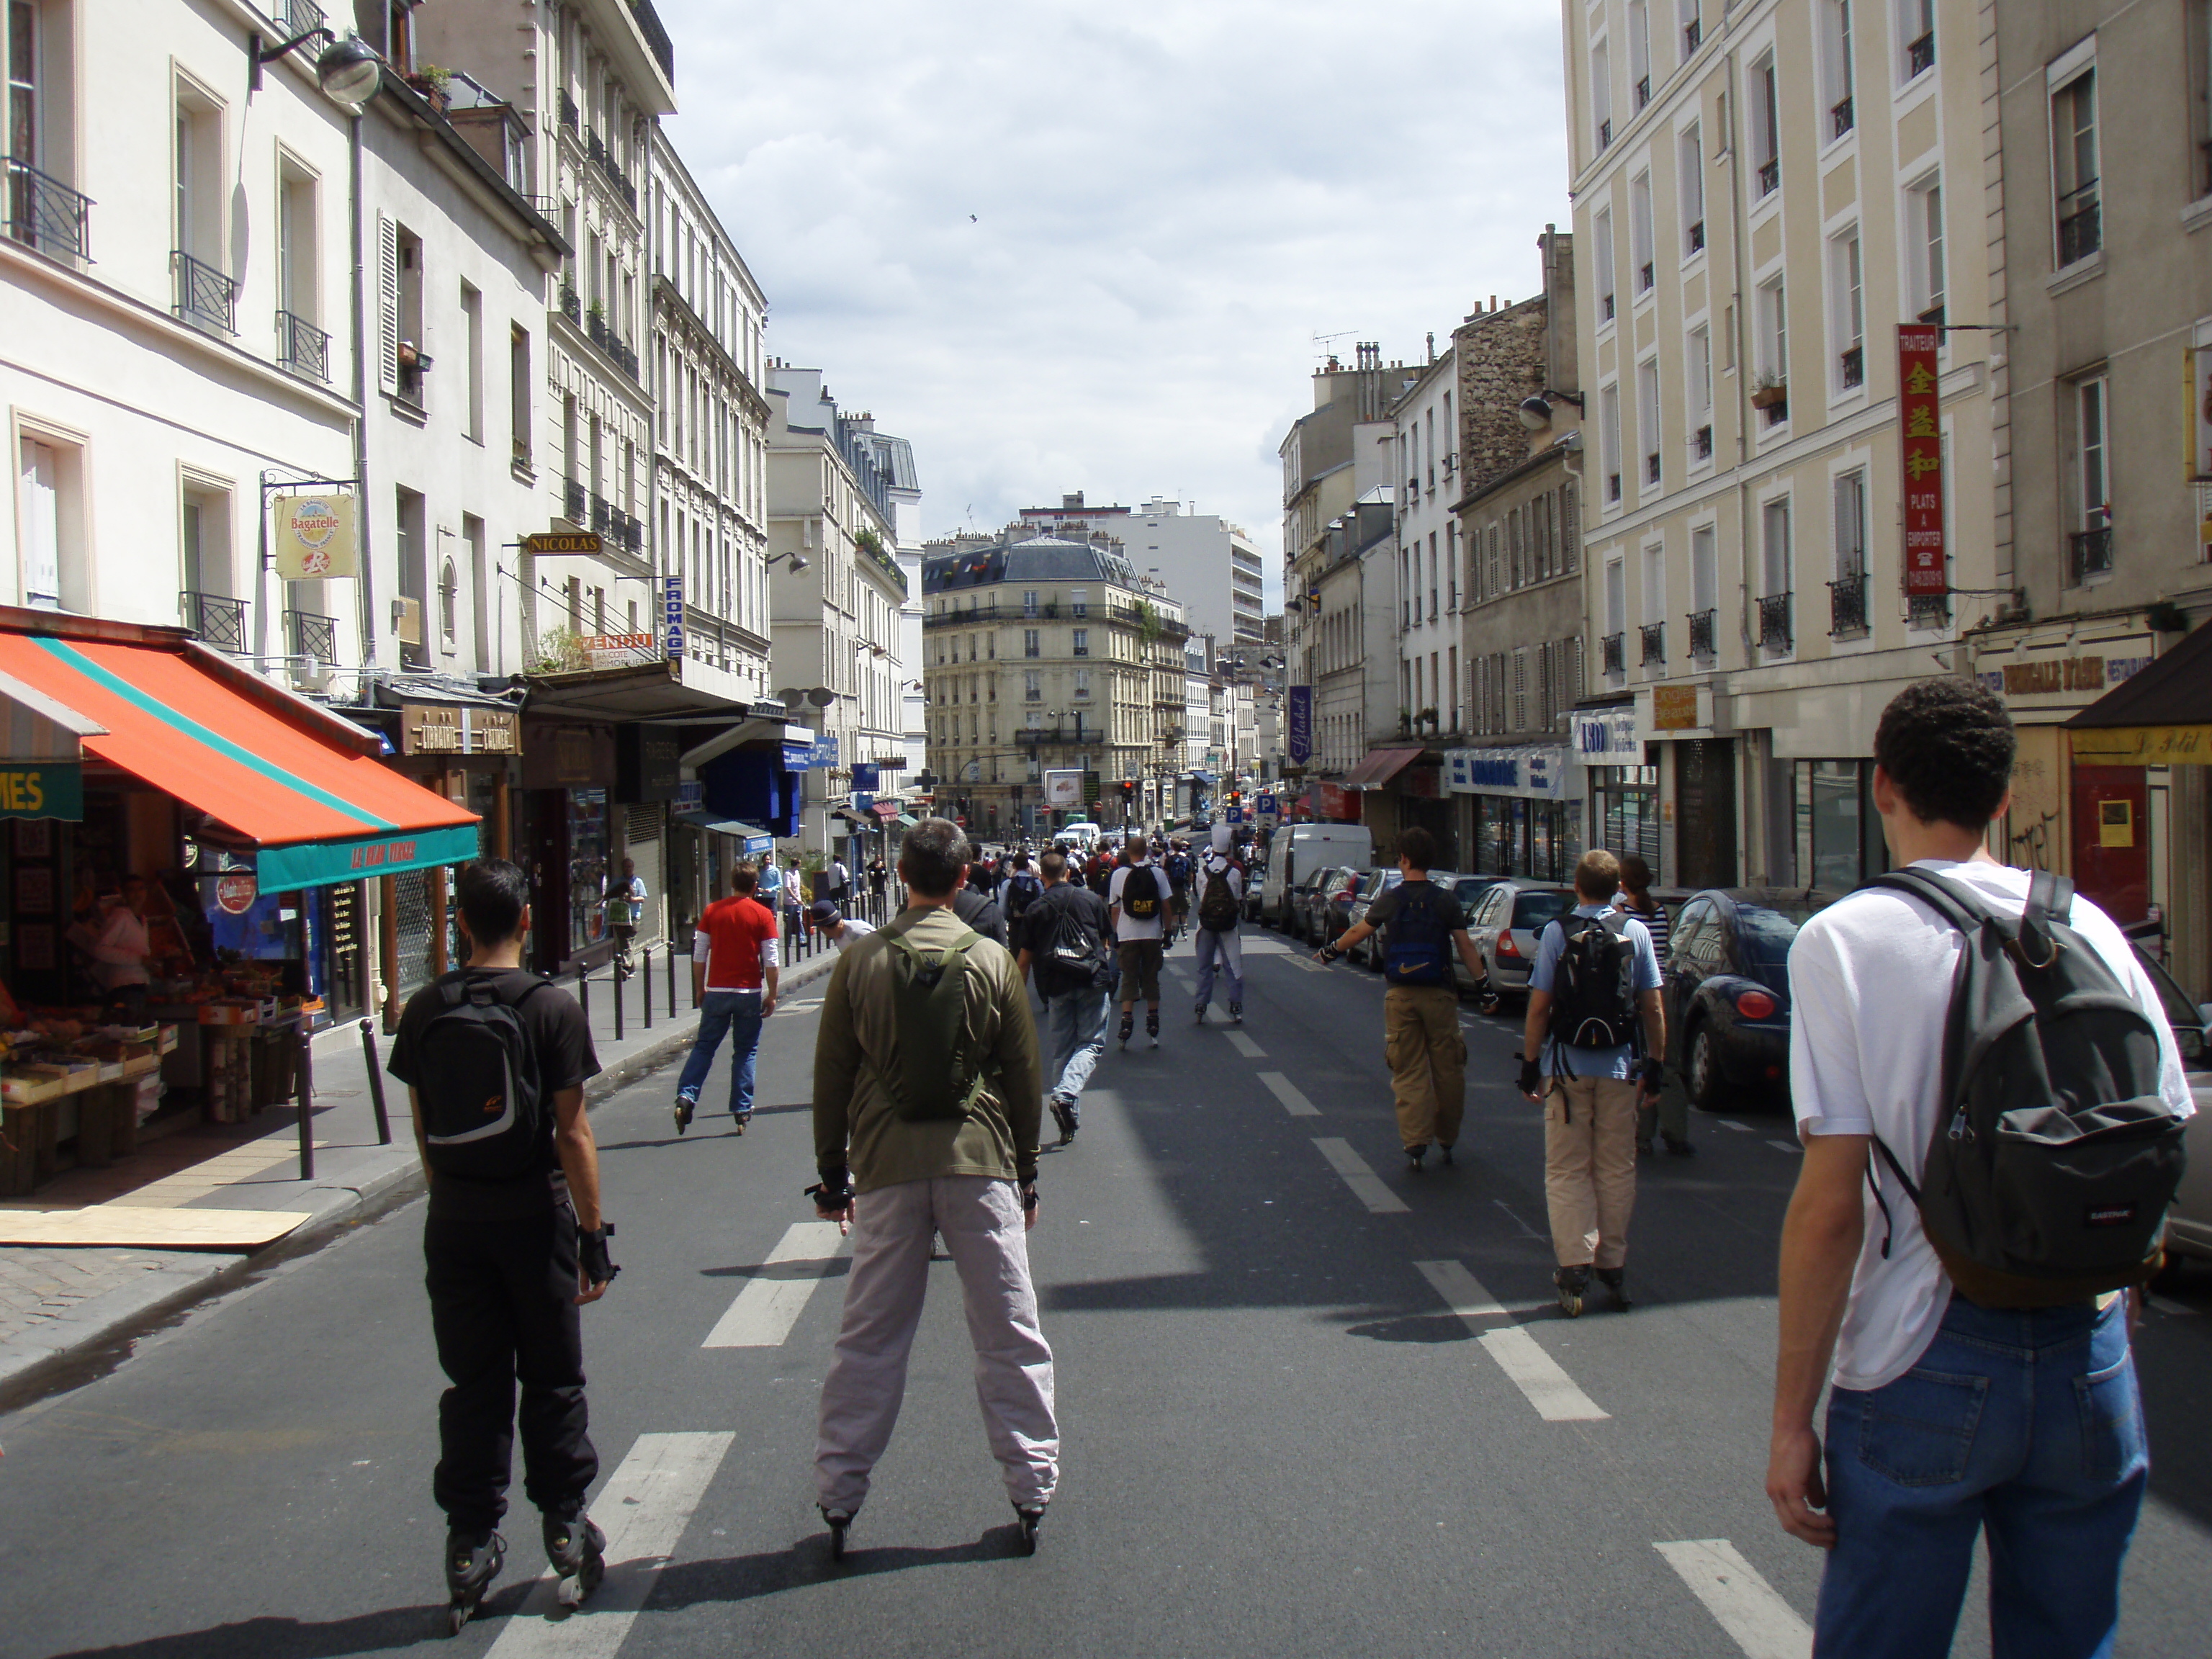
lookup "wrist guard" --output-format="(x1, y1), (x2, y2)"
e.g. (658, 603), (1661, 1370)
(806, 1169), (853, 1210)
(1319, 944), (1341, 963)
(1637, 1056), (1665, 1091)
(1020, 1177), (1038, 1213)
(1516, 1054), (1542, 1097)
(578, 1222), (619, 1285)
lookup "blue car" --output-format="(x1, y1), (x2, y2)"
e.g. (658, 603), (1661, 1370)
(1663, 887), (1840, 1111)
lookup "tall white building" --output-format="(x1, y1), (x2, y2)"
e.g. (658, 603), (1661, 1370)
(848, 420), (927, 786)
(1392, 346), (1460, 739)
(1123, 498), (1266, 646)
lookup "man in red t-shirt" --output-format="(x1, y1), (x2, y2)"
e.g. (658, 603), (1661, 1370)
(673, 863), (781, 1136)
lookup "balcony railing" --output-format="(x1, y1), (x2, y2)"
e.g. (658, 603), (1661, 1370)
(1606, 471), (1622, 503)
(631, 0), (676, 84)
(172, 249), (237, 333)
(1692, 423), (1713, 461)
(4, 156), (92, 262)
(1907, 30), (1935, 77)
(278, 0), (325, 35)
(284, 608), (338, 664)
(1601, 292), (1616, 322)
(2070, 525), (2114, 585)
(2057, 183), (2101, 266)
(1645, 452), (1661, 485)
(1683, 19), (1701, 52)
(1686, 218), (1704, 253)
(1840, 343), (1864, 389)
(1827, 572), (1869, 637)
(559, 282), (581, 323)
(181, 590), (247, 653)
(1909, 594), (1952, 629)
(1831, 96), (1854, 139)
(563, 477), (587, 525)
(276, 310), (329, 381)
(1638, 259), (1654, 292)
(1639, 621), (1665, 665)
(1601, 631), (1626, 675)
(586, 307), (608, 347)
(1758, 591), (1794, 654)
(1598, 117), (1612, 150)
(559, 89), (579, 132)
(607, 334), (640, 382)
(1688, 608), (1717, 660)
(1635, 74), (1651, 109)
(1756, 156), (1779, 197)
(926, 604), (1003, 628)
(590, 493), (612, 536)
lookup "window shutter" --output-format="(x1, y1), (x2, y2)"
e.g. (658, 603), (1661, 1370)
(377, 214), (400, 397)
(1568, 634), (1586, 703)
(1561, 481), (1580, 572)
(1511, 646), (1527, 732)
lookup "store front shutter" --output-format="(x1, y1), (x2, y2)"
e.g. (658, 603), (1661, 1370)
(623, 800), (665, 944)
(393, 867), (434, 998)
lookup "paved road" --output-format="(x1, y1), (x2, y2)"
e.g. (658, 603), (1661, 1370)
(3, 926), (2208, 1658)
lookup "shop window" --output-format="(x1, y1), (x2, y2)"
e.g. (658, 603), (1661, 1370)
(1797, 760), (1884, 891)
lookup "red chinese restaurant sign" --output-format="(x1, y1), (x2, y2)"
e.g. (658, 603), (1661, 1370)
(1899, 324), (1946, 596)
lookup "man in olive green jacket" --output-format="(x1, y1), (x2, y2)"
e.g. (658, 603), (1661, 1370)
(810, 817), (1056, 1556)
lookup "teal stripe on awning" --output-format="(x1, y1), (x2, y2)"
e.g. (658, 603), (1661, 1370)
(256, 823), (482, 891)
(32, 637), (392, 832)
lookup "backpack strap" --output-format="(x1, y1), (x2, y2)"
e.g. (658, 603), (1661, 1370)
(1865, 867), (1993, 935)
(2018, 868), (2074, 968)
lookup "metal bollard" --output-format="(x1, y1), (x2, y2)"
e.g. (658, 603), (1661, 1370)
(576, 962), (589, 1030)
(613, 953), (625, 1040)
(361, 1019), (392, 1146)
(642, 945), (653, 1029)
(295, 1025), (316, 1181)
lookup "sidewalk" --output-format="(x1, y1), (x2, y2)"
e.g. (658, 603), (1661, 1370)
(0, 944), (842, 1407)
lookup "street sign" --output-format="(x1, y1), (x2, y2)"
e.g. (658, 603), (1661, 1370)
(1899, 324), (1947, 596)
(523, 531), (603, 556)
(663, 574), (685, 660)
(1287, 686), (1313, 763)
(1226, 804), (1244, 824)
(850, 763), (880, 793)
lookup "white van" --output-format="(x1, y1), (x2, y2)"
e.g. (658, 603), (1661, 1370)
(1056, 820), (1102, 853)
(1258, 822), (1375, 927)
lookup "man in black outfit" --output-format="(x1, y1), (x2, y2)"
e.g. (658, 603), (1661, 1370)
(389, 859), (615, 1629)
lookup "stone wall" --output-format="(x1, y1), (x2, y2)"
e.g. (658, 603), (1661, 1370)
(1454, 299), (1550, 498)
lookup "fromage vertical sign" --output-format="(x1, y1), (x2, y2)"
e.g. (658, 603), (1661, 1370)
(271, 494), (359, 580)
(1898, 325), (1946, 597)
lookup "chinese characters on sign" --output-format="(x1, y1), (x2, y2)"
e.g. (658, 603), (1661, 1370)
(1899, 324), (1946, 597)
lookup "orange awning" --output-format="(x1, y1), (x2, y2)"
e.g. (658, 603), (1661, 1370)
(0, 629), (479, 888)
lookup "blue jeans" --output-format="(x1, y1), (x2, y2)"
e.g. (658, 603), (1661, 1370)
(1040, 984), (1110, 1119)
(1814, 1294), (2147, 1659)
(676, 990), (765, 1118)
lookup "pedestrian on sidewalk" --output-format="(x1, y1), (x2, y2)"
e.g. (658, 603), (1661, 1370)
(1190, 824), (1245, 1025)
(867, 855), (888, 920)
(808, 816), (1055, 1558)
(1611, 854), (1688, 1159)
(388, 858), (616, 1630)
(1518, 848), (1665, 1316)
(1767, 678), (2190, 1655)
(1318, 827), (1489, 1170)
(603, 858), (647, 981)
(828, 853), (852, 916)
(1016, 848), (1114, 1144)
(808, 897), (876, 953)
(1108, 835), (1173, 1049)
(673, 862), (780, 1137)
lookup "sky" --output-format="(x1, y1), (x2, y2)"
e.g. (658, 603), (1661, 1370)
(658, 0), (1572, 609)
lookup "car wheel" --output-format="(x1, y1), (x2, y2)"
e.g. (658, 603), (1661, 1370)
(1686, 1022), (1727, 1112)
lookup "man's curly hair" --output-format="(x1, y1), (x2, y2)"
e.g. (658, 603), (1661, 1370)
(1873, 677), (2016, 830)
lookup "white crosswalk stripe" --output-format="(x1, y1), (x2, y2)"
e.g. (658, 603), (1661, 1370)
(1766, 1139), (1802, 1154)
(1311, 1136), (1408, 1212)
(1225, 1030), (1265, 1058)
(1414, 1259), (1609, 1421)
(1715, 1119), (1755, 1132)
(483, 1431), (734, 1658)
(1258, 1071), (1319, 1118)
(701, 1222), (848, 1348)
(1654, 1539), (1813, 1659)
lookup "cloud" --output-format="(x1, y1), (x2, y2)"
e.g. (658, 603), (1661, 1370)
(657, 0), (1570, 604)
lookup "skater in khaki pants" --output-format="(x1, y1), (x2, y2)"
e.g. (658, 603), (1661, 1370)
(1518, 849), (1665, 1317)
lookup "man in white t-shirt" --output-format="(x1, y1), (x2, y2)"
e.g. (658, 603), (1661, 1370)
(1107, 838), (1173, 1050)
(807, 899), (876, 953)
(1770, 678), (2191, 1656)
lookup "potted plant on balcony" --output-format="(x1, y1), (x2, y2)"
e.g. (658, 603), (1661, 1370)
(1750, 372), (1789, 411)
(1419, 706), (1439, 732)
(406, 65), (453, 114)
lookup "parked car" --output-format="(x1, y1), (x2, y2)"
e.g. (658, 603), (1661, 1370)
(2134, 943), (2212, 1267)
(1344, 868), (1401, 967)
(1346, 870), (1489, 971)
(1460, 878), (1577, 1002)
(1663, 888), (1841, 1110)
(1287, 865), (1343, 943)
(1303, 865), (1363, 947)
(1444, 876), (1514, 993)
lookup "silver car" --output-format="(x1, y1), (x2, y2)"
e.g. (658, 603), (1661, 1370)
(1460, 878), (1577, 1003)
(2136, 944), (2212, 1267)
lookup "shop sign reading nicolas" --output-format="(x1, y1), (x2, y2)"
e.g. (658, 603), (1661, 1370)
(400, 703), (521, 757)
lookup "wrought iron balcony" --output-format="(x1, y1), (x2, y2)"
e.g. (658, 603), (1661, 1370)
(585, 128), (606, 167)
(590, 493), (612, 536)
(284, 608), (338, 664)
(1601, 292), (1616, 323)
(563, 477), (587, 524)
(1635, 75), (1651, 109)
(1683, 19), (1701, 52)
(1758, 591), (1794, 654)
(1686, 219), (1704, 253)
(2057, 184), (2100, 266)
(1909, 593), (1952, 629)
(1756, 156), (1779, 197)
(1598, 117), (1612, 150)
(1692, 423), (1713, 461)
(278, 0), (325, 36)
(559, 89), (580, 132)
(925, 603), (1003, 628)
(1639, 621), (1665, 665)
(1907, 30), (1935, 76)
(1840, 343), (1864, 389)
(172, 249), (237, 333)
(559, 282), (580, 323)
(607, 334), (640, 382)
(585, 307), (608, 347)
(181, 590), (247, 653)
(1601, 631), (1625, 676)
(1687, 608), (1717, 660)
(276, 310), (329, 381)
(2070, 525), (2114, 585)
(1645, 452), (1661, 486)
(1638, 259), (1654, 292)
(1831, 96), (1854, 139)
(1827, 572), (1869, 637)
(631, 0), (676, 83)
(4, 156), (92, 262)
(1607, 471), (1622, 503)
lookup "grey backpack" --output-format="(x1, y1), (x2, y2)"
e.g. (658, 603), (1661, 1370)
(883, 925), (989, 1123)
(1866, 867), (2186, 1307)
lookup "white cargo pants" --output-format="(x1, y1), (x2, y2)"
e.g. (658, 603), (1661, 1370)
(814, 1174), (1058, 1515)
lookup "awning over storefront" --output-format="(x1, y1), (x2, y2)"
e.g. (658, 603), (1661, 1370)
(0, 626), (480, 889)
(894, 813), (920, 827)
(1340, 746), (1425, 791)
(871, 801), (899, 820)
(672, 809), (775, 855)
(2064, 625), (2212, 763)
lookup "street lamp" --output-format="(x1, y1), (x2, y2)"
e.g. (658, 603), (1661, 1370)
(251, 27), (382, 104)
(765, 549), (811, 574)
(1516, 389), (1587, 432)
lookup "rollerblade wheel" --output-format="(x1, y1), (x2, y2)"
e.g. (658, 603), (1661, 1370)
(1014, 1506), (1044, 1556)
(444, 1529), (505, 1636)
(822, 1509), (853, 1560)
(544, 1516), (606, 1609)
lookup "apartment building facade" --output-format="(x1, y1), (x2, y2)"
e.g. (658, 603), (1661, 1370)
(1565, 0), (1997, 890)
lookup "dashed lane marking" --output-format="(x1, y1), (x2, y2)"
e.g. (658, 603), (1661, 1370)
(2148, 1293), (2198, 1318)
(1225, 1030), (1266, 1058)
(1415, 1260), (1609, 1422)
(1715, 1119), (1755, 1132)
(483, 1431), (735, 1658)
(701, 1222), (848, 1348)
(1312, 1137), (1408, 1213)
(1258, 1071), (1320, 1118)
(1766, 1139), (1802, 1154)
(1653, 1539), (1813, 1659)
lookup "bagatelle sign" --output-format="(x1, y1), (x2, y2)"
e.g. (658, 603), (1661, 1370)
(272, 494), (358, 580)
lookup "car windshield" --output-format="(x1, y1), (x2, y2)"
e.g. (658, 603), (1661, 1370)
(1451, 877), (1503, 910)
(1511, 891), (1573, 930)
(1732, 905), (1816, 963)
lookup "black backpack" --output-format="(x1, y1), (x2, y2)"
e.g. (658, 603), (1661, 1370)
(1864, 866), (2187, 1306)
(1120, 866), (1166, 923)
(1382, 883), (1456, 986)
(1545, 912), (1638, 1048)
(1197, 863), (1240, 932)
(1044, 887), (1113, 989)
(416, 972), (553, 1180)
